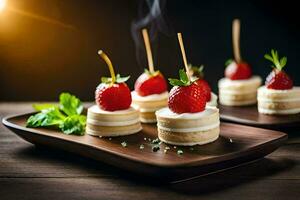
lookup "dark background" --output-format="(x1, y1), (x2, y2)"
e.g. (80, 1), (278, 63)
(0, 0), (299, 101)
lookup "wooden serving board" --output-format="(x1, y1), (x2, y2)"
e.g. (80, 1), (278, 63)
(219, 104), (300, 130)
(2, 112), (287, 182)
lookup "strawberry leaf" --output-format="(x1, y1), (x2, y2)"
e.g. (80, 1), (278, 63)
(179, 69), (189, 84)
(101, 74), (130, 84)
(116, 74), (130, 83)
(101, 76), (111, 83)
(168, 78), (186, 86)
(280, 57), (287, 69)
(225, 59), (233, 66)
(264, 49), (287, 71)
(168, 69), (191, 86)
(144, 68), (160, 76)
(144, 68), (151, 74)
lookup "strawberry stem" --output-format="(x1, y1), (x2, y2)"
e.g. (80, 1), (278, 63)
(98, 50), (116, 84)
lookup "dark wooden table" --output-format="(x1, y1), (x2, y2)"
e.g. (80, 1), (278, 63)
(0, 103), (299, 200)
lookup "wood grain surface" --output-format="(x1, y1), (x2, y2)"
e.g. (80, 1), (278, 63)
(0, 103), (299, 200)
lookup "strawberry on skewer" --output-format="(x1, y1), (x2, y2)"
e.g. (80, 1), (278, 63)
(95, 50), (132, 111)
(167, 33), (206, 114)
(155, 33), (220, 146)
(225, 19), (252, 80)
(168, 69), (206, 113)
(218, 19), (262, 107)
(134, 29), (168, 96)
(132, 29), (168, 123)
(134, 69), (167, 96)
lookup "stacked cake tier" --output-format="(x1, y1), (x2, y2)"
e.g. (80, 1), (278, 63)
(218, 76), (262, 106)
(132, 91), (168, 123)
(86, 105), (142, 136)
(155, 107), (220, 146)
(257, 86), (300, 115)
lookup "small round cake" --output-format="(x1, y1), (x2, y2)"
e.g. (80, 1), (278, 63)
(88, 50), (142, 137)
(257, 87), (300, 115)
(86, 105), (142, 136)
(156, 107), (220, 146)
(218, 76), (262, 106)
(132, 91), (168, 123)
(257, 49), (299, 115)
(133, 70), (168, 123)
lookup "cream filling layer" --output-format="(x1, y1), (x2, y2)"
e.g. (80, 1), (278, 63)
(89, 105), (137, 115)
(157, 121), (220, 133)
(258, 86), (300, 102)
(155, 107), (218, 120)
(207, 92), (218, 107)
(131, 91), (168, 102)
(87, 118), (140, 126)
(218, 76), (262, 88)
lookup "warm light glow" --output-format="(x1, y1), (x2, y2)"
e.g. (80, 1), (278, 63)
(0, 0), (7, 12)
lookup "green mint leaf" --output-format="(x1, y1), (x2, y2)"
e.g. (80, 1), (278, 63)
(33, 104), (57, 111)
(225, 59), (233, 66)
(59, 115), (86, 135)
(144, 68), (150, 74)
(264, 54), (273, 62)
(59, 93), (83, 116)
(179, 69), (189, 84)
(26, 107), (65, 128)
(168, 78), (185, 86)
(265, 49), (287, 71)
(280, 57), (287, 69)
(116, 74), (130, 83)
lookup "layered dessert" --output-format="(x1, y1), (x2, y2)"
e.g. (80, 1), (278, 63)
(132, 70), (168, 123)
(86, 50), (142, 137)
(156, 107), (220, 146)
(219, 19), (262, 106)
(219, 74), (262, 106)
(258, 49), (300, 115)
(156, 69), (220, 146)
(189, 64), (218, 107)
(156, 33), (219, 146)
(132, 29), (168, 123)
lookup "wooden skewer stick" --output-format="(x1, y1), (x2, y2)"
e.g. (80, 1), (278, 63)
(232, 19), (242, 63)
(98, 50), (116, 84)
(142, 29), (155, 73)
(177, 33), (191, 80)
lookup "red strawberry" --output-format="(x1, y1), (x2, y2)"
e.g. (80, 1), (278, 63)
(96, 82), (131, 111)
(96, 50), (132, 111)
(189, 64), (212, 102)
(264, 49), (293, 90)
(134, 70), (167, 96)
(168, 69), (206, 114)
(195, 79), (211, 101)
(266, 69), (293, 90)
(225, 61), (252, 80)
(168, 83), (206, 114)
